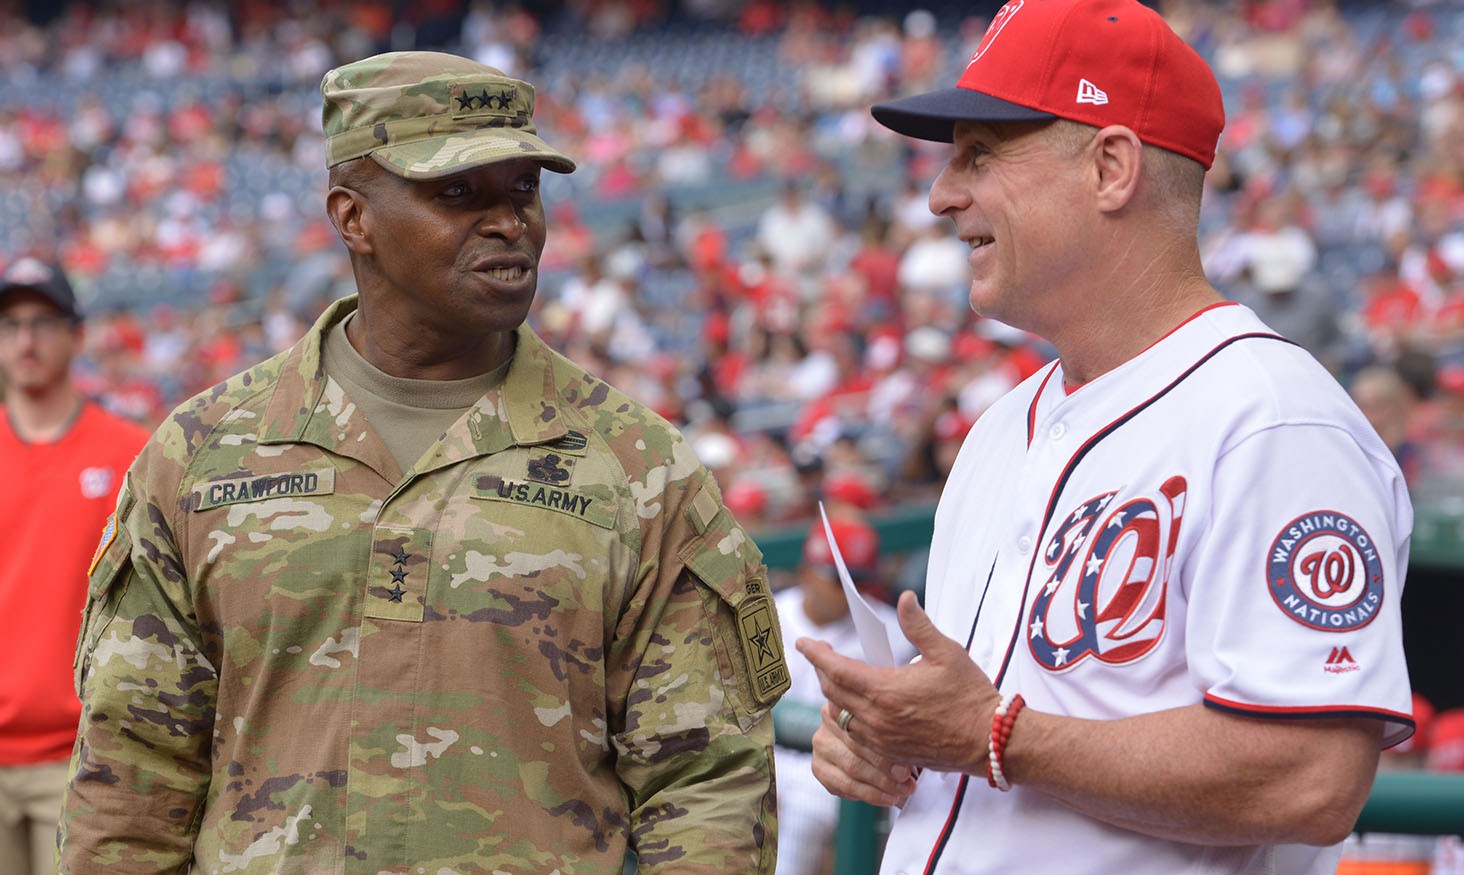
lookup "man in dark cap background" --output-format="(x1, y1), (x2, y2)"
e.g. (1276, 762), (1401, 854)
(795, 1), (1413, 873)
(0, 257), (148, 875)
(59, 52), (786, 874)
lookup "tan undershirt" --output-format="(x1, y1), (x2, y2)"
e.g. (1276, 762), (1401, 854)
(322, 316), (509, 474)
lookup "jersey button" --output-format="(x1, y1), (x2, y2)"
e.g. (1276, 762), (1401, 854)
(1017, 535), (1033, 554)
(1049, 422), (1067, 440)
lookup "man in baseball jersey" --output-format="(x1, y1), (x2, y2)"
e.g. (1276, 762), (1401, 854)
(59, 52), (788, 873)
(0, 258), (149, 875)
(795, 2), (1413, 873)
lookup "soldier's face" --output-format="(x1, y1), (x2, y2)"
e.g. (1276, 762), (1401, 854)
(0, 293), (80, 395)
(352, 157), (549, 342)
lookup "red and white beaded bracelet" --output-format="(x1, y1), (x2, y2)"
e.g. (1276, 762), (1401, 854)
(986, 692), (1025, 791)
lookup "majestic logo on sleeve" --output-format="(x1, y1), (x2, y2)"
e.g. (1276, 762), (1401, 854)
(1268, 511), (1384, 631)
(1028, 476), (1186, 671)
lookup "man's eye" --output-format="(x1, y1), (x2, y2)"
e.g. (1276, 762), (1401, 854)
(958, 147), (989, 169)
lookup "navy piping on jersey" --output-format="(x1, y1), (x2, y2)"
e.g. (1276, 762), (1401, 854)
(1206, 695), (1416, 731)
(919, 332), (1293, 875)
(1026, 365), (1061, 447)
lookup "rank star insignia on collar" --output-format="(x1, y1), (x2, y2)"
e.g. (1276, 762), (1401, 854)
(387, 582), (407, 603)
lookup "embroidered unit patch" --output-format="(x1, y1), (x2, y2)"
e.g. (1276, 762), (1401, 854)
(1268, 510), (1384, 631)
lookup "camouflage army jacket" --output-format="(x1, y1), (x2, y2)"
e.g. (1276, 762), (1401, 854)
(60, 297), (789, 874)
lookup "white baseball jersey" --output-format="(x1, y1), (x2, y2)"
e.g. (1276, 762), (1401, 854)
(881, 303), (1413, 875)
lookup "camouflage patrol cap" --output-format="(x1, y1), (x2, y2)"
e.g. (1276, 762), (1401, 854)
(321, 51), (576, 178)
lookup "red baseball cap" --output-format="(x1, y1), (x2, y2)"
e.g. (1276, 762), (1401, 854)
(822, 472), (881, 511)
(933, 410), (974, 442)
(1427, 708), (1464, 772)
(871, 0), (1225, 169)
(1438, 364), (1464, 396)
(804, 517), (881, 577)
(723, 479), (768, 518)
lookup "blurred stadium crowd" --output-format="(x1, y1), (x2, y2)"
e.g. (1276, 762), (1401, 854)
(2, 0), (1464, 866)
(2, 0), (1464, 520)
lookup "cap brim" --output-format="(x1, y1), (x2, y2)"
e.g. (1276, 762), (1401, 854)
(370, 128), (576, 179)
(871, 87), (1055, 143)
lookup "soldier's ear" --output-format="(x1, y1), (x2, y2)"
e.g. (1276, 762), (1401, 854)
(327, 184), (372, 256)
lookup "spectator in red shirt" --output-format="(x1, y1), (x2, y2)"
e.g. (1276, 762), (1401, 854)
(0, 258), (149, 875)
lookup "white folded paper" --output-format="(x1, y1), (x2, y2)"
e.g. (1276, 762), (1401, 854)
(819, 501), (895, 667)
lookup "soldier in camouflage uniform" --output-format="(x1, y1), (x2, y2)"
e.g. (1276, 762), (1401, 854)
(59, 51), (790, 874)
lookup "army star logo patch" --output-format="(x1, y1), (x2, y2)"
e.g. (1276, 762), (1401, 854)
(736, 595), (790, 704)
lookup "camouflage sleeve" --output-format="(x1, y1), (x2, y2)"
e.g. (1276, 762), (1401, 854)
(609, 469), (790, 873)
(59, 464), (216, 873)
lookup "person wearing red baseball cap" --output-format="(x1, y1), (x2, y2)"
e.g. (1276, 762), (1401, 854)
(795, 2), (1414, 873)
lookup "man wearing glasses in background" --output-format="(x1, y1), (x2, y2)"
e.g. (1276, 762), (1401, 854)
(0, 257), (148, 875)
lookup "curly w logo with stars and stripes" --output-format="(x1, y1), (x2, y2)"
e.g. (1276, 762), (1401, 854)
(1028, 476), (1187, 671)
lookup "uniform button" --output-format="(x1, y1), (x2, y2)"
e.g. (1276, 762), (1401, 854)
(1049, 422), (1067, 440)
(1017, 535), (1033, 554)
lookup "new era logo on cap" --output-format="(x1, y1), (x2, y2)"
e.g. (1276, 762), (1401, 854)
(1076, 79), (1109, 106)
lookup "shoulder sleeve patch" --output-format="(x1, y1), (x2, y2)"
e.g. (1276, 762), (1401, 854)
(735, 592), (791, 706)
(1266, 510), (1386, 631)
(76, 485), (137, 694)
(87, 483), (134, 581)
(88, 512), (119, 578)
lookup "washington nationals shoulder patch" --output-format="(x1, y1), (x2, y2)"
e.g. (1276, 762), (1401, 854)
(1268, 510), (1384, 631)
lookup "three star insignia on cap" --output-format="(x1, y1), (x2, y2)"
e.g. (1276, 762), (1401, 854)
(456, 88), (517, 112)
